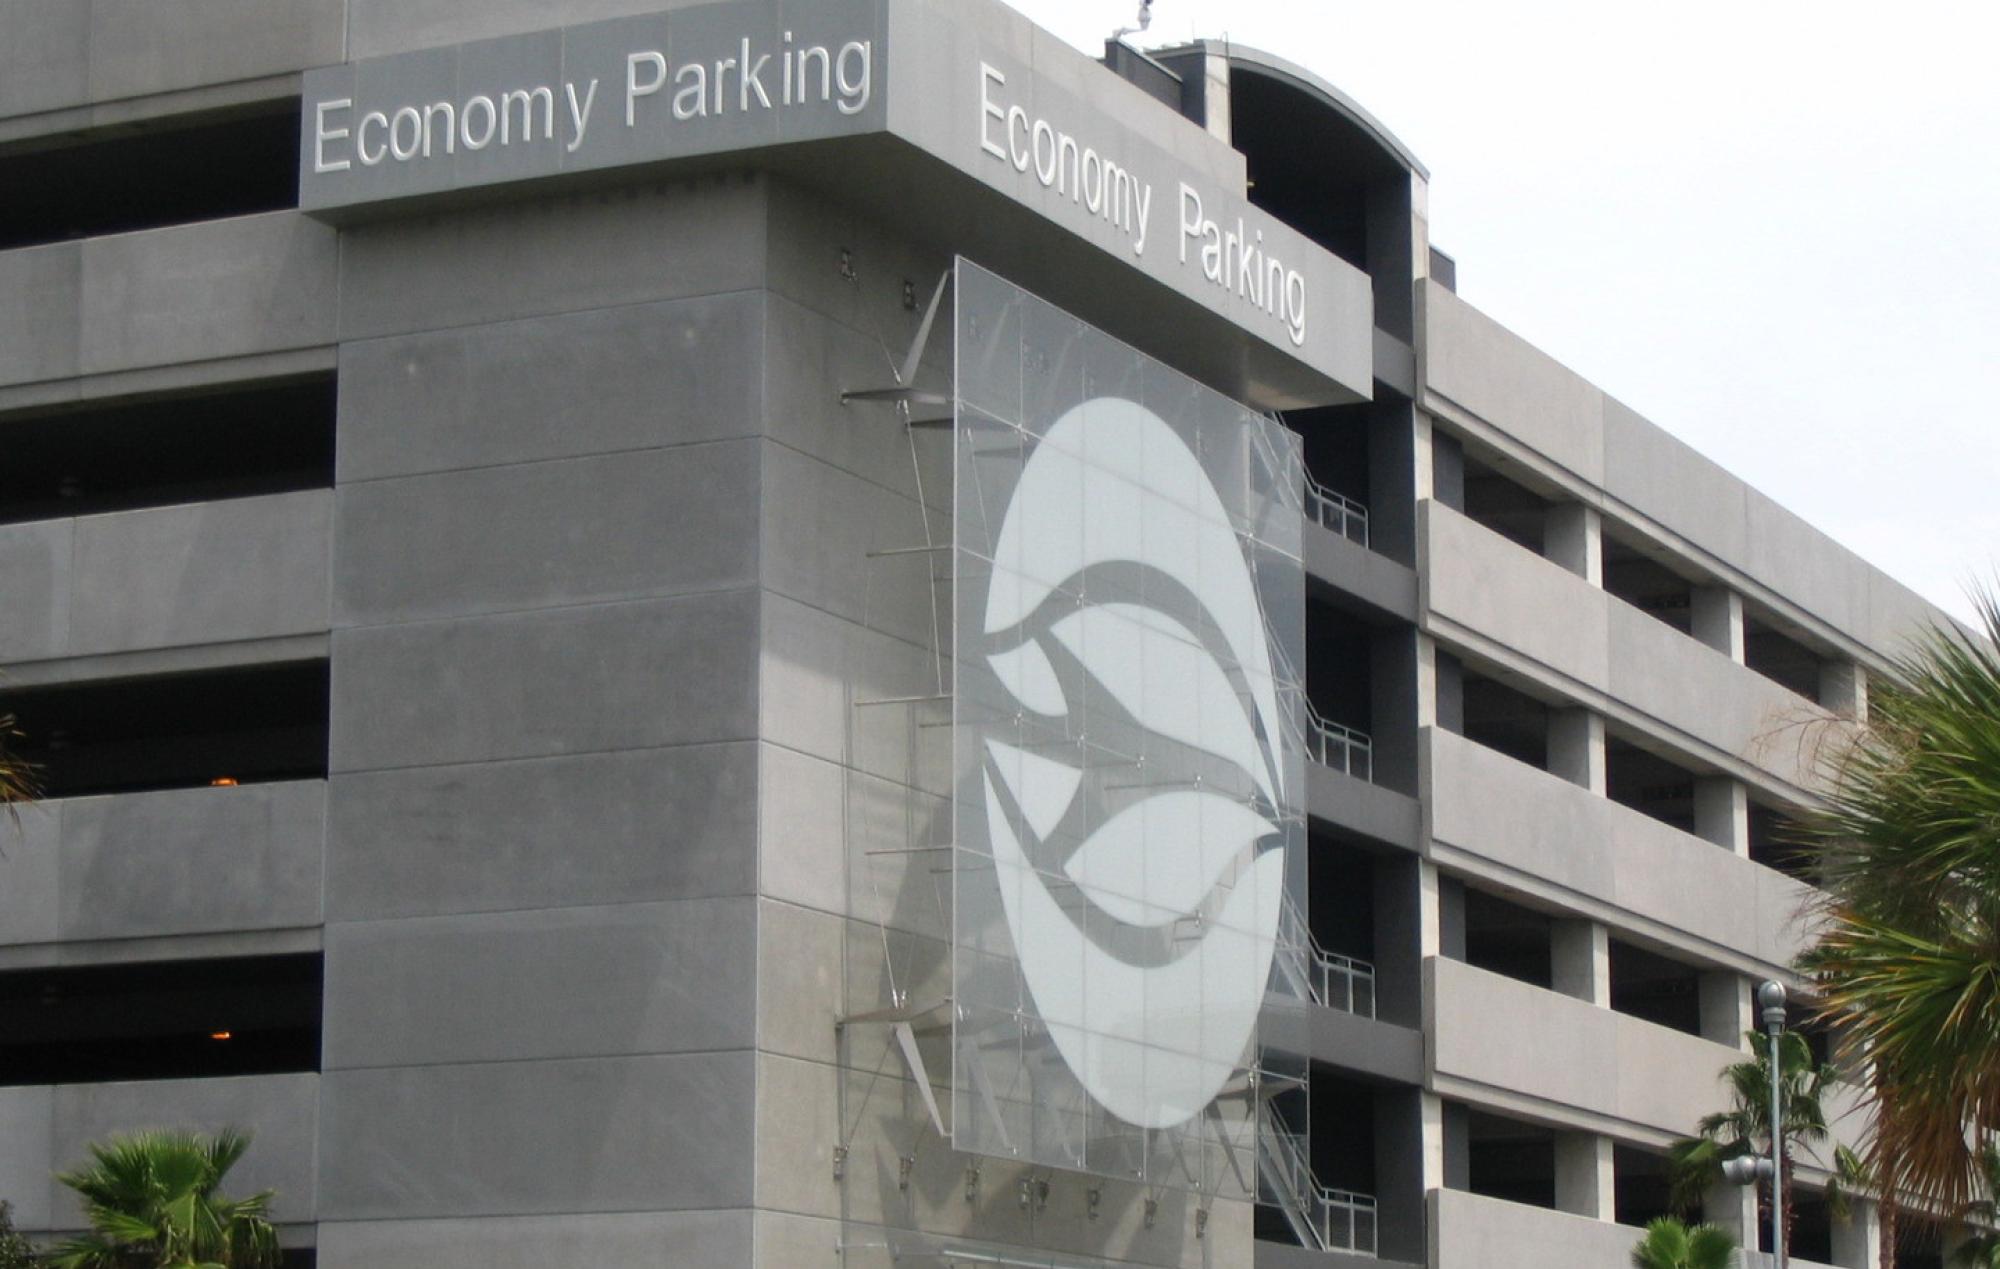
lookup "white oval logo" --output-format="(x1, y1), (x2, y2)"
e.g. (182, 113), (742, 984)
(977, 396), (1286, 1131)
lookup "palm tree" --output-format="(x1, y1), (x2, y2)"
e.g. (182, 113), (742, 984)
(49, 1129), (281, 1269)
(1950, 1143), (2000, 1267)
(1668, 1030), (1841, 1251)
(1631, 1216), (1738, 1269)
(1800, 588), (2000, 1220)
(0, 1201), (37, 1269)
(0, 710), (35, 816)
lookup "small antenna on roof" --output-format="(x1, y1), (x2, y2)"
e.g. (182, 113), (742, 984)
(1111, 0), (1153, 44)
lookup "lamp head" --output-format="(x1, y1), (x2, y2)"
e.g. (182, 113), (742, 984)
(1757, 979), (1788, 1029)
(1721, 1154), (1775, 1185)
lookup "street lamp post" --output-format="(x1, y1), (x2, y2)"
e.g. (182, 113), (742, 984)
(1722, 980), (1789, 1268)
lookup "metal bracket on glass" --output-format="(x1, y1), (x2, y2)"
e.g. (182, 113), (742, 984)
(840, 270), (954, 426)
(836, 997), (952, 1138)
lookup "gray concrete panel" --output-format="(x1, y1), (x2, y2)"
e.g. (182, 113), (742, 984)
(762, 291), (951, 512)
(1601, 394), (1752, 567)
(756, 743), (847, 917)
(317, 1210), (753, 1269)
(0, 0), (88, 119)
(0, 1087), (53, 1230)
(326, 742), (757, 919)
(345, 0), (707, 63)
(758, 590), (946, 785)
(85, 0), (346, 105)
(755, 899), (840, 1065)
(330, 589), (759, 772)
(1305, 519), (1418, 623)
(67, 491), (332, 656)
(335, 177), (767, 340)
(1420, 282), (1605, 487)
(58, 782), (325, 942)
(0, 518), (71, 663)
(1603, 598), (1825, 793)
(0, 243), (81, 386)
(1307, 762), (1420, 853)
(316, 1054), (752, 1218)
(1422, 499), (1612, 686)
(1427, 727), (1811, 973)
(335, 442), (759, 626)
(1430, 955), (1741, 1139)
(1743, 487), (1863, 638)
(323, 899), (755, 1068)
(1258, 1242), (1419, 1269)
(760, 440), (940, 649)
(48, 1073), (318, 1228)
(1257, 1002), (1423, 1085)
(78, 214), (338, 378)
(1430, 1188), (1639, 1269)
(0, 806), (58, 949)
(335, 292), (764, 482)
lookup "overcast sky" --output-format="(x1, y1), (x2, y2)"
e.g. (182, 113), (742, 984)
(1001, 0), (2000, 628)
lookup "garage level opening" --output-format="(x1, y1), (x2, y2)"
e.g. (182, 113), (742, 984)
(0, 105), (299, 251)
(0, 662), (328, 799)
(0, 953), (321, 1086)
(0, 376), (335, 525)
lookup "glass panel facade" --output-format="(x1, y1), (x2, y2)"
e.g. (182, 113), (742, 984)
(951, 260), (1307, 1194)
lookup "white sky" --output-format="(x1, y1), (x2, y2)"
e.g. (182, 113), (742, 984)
(1000, 0), (2000, 626)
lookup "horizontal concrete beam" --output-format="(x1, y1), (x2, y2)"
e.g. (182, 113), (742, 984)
(0, 0), (344, 126)
(1421, 499), (1834, 800)
(1306, 521), (1418, 624)
(0, 490), (332, 667)
(1420, 280), (1951, 666)
(0, 780), (325, 951)
(1425, 727), (1815, 976)
(1260, 999), (1424, 1086)
(1309, 761), (1421, 853)
(1427, 955), (1743, 1144)
(0, 1072), (319, 1233)
(0, 212), (337, 392)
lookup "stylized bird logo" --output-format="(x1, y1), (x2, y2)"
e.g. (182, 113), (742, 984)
(975, 395), (1291, 1131)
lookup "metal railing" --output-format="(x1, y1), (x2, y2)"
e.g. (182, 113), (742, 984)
(1276, 891), (1378, 1020)
(1304, 474), (1370, 547)
(1258, 1103), (1379, 1255)
(1304, 705), (1374, 783)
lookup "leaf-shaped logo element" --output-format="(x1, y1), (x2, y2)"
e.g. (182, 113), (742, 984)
(975, 396), (1290, 1131)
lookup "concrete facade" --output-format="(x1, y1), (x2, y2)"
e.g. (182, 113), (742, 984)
(0, 2), (1948, 1267)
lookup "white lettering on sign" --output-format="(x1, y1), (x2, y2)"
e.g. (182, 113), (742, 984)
(627, 33), (871, 125)
(313, 31), (870, 173)
(978, 64), (1151, 256)
(1179, 185), (1307, 347)
(976, 62), (1305, 347)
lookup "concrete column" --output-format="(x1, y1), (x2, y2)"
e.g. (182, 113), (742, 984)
(1820, 660), (1869, 721)
(1437, 873), (1467, 961)
(1432, 431), (1465, 511)
(1439, 1098), (1470, 1191)
(1373, 855), (1424, 1030)
(1544, 504), (1603, 585)
(1691, 586), (1745, 661)
(1373, 1089), (1428, 1263)
(1554, 1132), (1615, 1219)
(1414, 633), (1440, 729)
(1417, 859), (1444, 959)
(1699, 971), (1752, 1048)
(1547, 708), (1606, 794)
(1413, 412), (1435, 502)
(1368, 402), (1420, 567)
(1705, 1182), (1761, 1259)
(1830, 1196), (1883, 1269)
(1694, 776), (1750, 854)
(1551, 919), (1610, 1007)
(1434, 649), (1465, 735)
